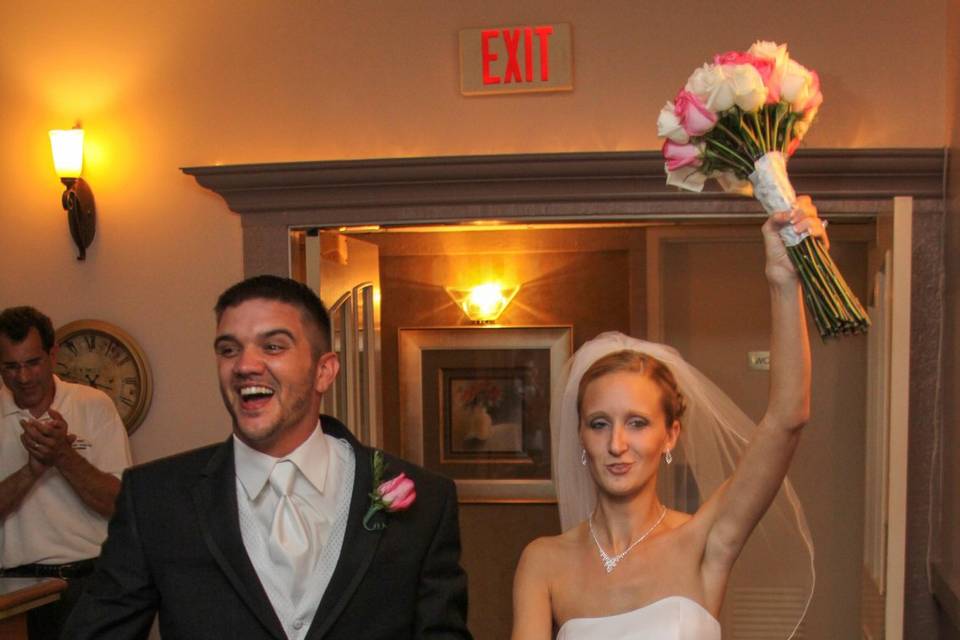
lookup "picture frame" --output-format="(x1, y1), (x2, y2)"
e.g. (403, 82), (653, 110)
(399, 326), (572, 503)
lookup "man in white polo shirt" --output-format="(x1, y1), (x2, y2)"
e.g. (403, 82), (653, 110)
(0, 306), (132, 640)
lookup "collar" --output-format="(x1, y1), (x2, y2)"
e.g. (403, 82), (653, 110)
(0, 374), (65, 419)
(233, 420), (331, 500)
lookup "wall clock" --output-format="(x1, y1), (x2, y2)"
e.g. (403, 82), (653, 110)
(54, 319), (153, 434)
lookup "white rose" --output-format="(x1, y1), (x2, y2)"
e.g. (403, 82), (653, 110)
(780, 59), (814, 111)
(657, 102), (689, 144)
(727, 64), (767, 112)
(685, 64), (735, 112)
(749, 40), (788, 70)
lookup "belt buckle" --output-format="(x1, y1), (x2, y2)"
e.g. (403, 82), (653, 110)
(51, 563), (75, 580)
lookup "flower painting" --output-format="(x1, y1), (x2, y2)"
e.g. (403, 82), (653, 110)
(398, 326), (571, 502)
(449, 376), (524, 453)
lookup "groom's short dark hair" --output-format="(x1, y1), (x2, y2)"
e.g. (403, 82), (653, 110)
(215, 275), (332, 356)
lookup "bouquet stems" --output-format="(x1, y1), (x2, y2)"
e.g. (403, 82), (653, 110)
(750, 152), (870, 338)
(787, 237), (870, 338)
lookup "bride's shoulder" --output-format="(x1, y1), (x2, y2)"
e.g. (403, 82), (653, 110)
(663, 507), (695, 530)
(516, 524), (587, 585)
(520, 523), (586, 562)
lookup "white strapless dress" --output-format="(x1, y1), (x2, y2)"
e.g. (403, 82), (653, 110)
(556, 596), (721, 640)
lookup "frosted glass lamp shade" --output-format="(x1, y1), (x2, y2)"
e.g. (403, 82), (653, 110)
(49, 129), (84, 178)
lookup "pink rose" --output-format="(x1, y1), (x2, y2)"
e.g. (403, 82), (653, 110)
(673, 91), (716, 136)
(363, 451), (417, 531)
(715, 51), (774, 86)
(662, 140), (702, 171)
(747, 56), (776, 104)
(748, 41), (789, 103)
(749, 41), (789, 68)
(378, 472), (416, 511)
(714, 50), (754, 66)
(800, 71), (822, 112)
(786, 137), (802, 157)
(764, 74), (782, 104)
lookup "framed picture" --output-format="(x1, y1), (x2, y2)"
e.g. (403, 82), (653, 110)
(399, 326), (572, 503)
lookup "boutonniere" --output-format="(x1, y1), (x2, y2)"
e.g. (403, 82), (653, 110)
(363, 450), (416, 531)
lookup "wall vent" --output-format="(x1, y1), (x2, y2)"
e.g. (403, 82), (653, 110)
(729, 587), (808, 639)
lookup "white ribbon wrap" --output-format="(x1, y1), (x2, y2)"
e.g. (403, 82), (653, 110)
(748, 151), (806, 247)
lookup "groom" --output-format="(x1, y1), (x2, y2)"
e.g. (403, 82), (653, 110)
(64, 276), (471, 639)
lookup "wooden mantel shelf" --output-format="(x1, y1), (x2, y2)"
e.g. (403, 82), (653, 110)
(182, 148), (945, 217)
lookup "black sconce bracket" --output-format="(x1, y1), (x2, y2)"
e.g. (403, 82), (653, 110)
(61, 177), (96, 260)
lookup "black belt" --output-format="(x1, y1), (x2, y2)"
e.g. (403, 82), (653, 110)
(1, 558), (97, 580)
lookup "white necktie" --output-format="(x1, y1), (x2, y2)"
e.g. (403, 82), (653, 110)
(267, 460), (311, 601)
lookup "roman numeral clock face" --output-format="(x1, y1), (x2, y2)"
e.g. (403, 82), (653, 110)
(55, 320), (153, 434)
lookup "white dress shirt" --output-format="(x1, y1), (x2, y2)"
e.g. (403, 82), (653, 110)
(235, 422), (354, 639)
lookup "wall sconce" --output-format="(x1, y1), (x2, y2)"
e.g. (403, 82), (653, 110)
(445, 282), (520, 323)
(49, 127), (96, 260)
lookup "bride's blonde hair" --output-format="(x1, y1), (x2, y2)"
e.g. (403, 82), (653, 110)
(576, 350), (687, 426)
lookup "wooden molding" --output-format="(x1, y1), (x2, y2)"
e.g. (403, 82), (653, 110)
(183, 149), (945, 217)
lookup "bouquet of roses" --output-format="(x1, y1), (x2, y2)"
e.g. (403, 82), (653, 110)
(657, 40), (869, 338)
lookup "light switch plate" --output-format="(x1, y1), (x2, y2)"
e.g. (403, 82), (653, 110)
(748, 351), (770, 370)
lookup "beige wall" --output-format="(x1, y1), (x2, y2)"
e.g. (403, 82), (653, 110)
(0, 0), (947, 462)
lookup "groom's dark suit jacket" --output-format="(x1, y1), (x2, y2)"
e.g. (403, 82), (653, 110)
(62, 416), (471, 639)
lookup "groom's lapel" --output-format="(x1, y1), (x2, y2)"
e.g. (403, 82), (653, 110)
(307, 417), (385, 639)
(192, 438), (286, 640)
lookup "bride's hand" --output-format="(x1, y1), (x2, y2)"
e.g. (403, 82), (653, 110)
(762, 195), (828, 287)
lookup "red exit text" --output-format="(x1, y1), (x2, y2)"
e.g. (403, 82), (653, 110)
(482, 26), (554, 85)
(459, 23), (573, 96)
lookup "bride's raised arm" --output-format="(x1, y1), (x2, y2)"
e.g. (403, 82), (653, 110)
(700, 196), (821, 582)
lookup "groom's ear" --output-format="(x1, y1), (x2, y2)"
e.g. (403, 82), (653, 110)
(314, 352), (340, 395)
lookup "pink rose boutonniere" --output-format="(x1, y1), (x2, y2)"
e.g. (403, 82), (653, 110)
(363, 450), (416, 531)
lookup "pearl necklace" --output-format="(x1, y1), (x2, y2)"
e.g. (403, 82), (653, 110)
(588, 506), (668, 574)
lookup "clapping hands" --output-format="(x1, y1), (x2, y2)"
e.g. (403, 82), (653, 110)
(20, 408), (76, 476)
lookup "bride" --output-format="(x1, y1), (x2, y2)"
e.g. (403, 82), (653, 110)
(511, 198), (822, 639)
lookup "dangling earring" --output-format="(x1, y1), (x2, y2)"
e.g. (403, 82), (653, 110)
(664, 449), (673, 465)
(580, 448), (587, 466)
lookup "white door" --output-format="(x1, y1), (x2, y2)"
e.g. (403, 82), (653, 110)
(866, 197), (913, 640)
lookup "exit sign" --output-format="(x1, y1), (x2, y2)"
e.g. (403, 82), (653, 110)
(459, 23), (573, 95)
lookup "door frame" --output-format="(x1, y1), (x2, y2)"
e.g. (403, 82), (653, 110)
(184, 150), (944, 637)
